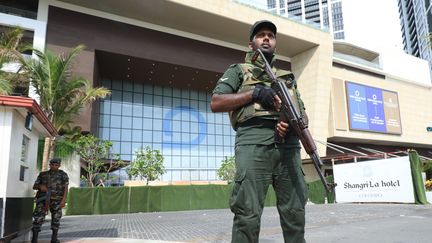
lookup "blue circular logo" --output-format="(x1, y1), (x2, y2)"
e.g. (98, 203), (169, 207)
(162, 106), (207, 148)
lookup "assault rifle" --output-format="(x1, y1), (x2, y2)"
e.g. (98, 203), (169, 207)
(35, 186), (51, 212)
(252, 49), (336, 192)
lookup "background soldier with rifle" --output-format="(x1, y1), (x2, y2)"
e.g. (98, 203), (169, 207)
(211, 20), (309, 243)
(31, 158), (69, 243)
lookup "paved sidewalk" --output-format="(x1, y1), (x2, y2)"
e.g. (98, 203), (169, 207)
(15, 203), (432, 243)
(24, 239), (183, 243)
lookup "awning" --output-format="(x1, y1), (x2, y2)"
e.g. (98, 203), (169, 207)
(305, 141), (432, 165)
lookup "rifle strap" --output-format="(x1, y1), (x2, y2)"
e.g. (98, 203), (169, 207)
(45, 172), (51, 209)
(47, 172), (51, 195)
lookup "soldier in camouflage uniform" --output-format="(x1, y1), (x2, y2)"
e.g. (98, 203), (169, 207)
(31, 158), (69, 243)
(211, 20), (308, 243)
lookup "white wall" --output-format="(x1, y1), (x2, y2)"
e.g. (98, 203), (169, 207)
(6, 110), (42, 198)
(381, 49), (432, 86)
(60, 152), (81, 188)
(1, 106), (78, 196)
(0, 108), (12, 198)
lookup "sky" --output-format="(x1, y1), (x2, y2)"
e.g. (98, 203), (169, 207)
(342, 0), (404, 52)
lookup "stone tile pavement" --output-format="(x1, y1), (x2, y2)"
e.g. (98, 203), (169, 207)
(15, 203), (432, 243)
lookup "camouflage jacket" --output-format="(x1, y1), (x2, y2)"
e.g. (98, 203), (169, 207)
(34, 169), (69, 201)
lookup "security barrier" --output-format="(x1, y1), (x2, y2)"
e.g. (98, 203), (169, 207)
(67, 179), (334, 215)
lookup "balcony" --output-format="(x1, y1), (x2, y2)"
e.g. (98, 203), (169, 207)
(333, 52), (381, 70)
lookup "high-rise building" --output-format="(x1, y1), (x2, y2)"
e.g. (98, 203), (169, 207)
(398, 0), (432, 74)
(244, 0), (404, 52)
(238, 0), (345, 39)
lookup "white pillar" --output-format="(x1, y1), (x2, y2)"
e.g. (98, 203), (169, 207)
(0, 3), (48, 103)
(0, 108), (12, 239)
(301, 0), (306, 23)
(276, 0), (281, 15)
(318, 0), (324, 29)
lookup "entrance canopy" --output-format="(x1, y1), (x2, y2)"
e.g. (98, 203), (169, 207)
(309, 141), (432, 165)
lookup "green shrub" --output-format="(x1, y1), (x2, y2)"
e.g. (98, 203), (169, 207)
(217, 156), (236, 183)
(127, 146), (165, 184)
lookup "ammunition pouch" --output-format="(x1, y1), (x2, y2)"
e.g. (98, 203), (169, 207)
(229, 63), (306, 130)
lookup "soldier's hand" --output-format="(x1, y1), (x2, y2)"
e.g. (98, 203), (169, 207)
(276, 121), (289, 137)
(273, 94), (282, 111)
(39, 184), (48, 192)
(252, 84), (278, 110)
(60, 201), (66, 208)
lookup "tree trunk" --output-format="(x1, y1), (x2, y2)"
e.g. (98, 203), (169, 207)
(41, 137), (56, 171)
(49, 138), (56, 161)
(88, 174), (95, 187)
(41, 137), (51, 171)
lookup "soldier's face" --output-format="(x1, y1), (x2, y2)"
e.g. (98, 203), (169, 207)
(248, 28), (276, 56)
(49, 163), (60, 171)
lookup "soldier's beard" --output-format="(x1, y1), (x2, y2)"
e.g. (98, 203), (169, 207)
(250, 42), (275, 63)
(259, 48), (274, 63)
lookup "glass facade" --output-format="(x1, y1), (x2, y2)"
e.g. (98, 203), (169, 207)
(399, 0), (432, 78)
(98, 79), (235, 181)
(331, 1), (345, 40)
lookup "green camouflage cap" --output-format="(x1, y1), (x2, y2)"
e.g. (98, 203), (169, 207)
(49, 158), (61, 164)
(249, 20), (277, 41)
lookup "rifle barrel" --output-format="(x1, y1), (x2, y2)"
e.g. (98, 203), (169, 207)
(255, 49), (336, 193)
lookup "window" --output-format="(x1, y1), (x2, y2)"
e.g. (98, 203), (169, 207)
(20, 135), (30, 182)
(20, 135), (30, 163)
(97, 79), (236, 181)
(267, 0), (276, 9)
(19, 165), (29, 182)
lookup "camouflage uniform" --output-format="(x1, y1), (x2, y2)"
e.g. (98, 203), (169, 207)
(32, 169), (69, 232)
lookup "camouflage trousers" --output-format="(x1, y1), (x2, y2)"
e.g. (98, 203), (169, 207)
(32, 199), (63, 231)
(230, 144), (308, 243)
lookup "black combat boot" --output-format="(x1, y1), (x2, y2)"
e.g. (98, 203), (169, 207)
(31, 228), (39, 243)
(51, 229), (60, 243)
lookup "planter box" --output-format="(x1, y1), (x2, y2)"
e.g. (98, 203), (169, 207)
(67, 177), (334, 215)
(124, 180), (146, 187)
(426, 191), (432, 203)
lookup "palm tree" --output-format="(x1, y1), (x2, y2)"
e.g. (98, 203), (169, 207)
(18, 44), (110, 170)
(0, 77), (11, 95)
(0, 27), (25, 95)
